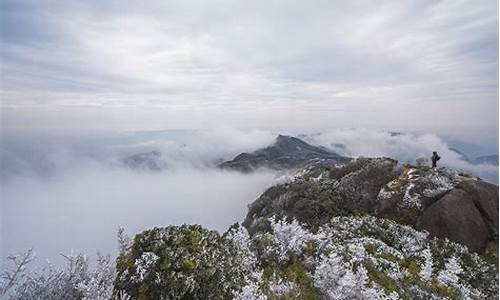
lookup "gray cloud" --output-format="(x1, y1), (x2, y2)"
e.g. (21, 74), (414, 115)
(1, 0), (498, 140)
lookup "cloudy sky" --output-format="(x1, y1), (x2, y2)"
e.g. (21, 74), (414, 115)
(1, 0), (498, 142)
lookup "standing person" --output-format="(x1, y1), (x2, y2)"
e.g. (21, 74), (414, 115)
(431, 151), (440, 168)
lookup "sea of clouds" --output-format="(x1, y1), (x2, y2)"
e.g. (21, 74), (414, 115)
(1, 128), (497, 266)
(304, 129), (498, 183)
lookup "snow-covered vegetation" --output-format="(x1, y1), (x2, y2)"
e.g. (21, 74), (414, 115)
(0, 249), (123, 300)
(113, 225), (248, 299)
(232, 216), (497, 299)
(110, 216), (498, 299)
(3, 215), (497, 299)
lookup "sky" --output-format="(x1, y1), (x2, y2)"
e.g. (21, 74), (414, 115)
(1, 0), (499, 143)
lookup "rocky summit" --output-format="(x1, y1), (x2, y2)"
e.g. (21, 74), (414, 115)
(218, 135), (351, 172)
(115, 154), (499, 299)
(245, 157), (498, 254)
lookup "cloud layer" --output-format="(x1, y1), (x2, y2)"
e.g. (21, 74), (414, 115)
(0, 129), (279, 265)
(2, 167), (276, 266)
(304, 129), (498, 182)
(1, 0), (498, 141)
(0, 128), (497, 267)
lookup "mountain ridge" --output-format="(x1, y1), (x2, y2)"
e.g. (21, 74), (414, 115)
(218, 134), (351, 172)
(115, 157), (499, 299)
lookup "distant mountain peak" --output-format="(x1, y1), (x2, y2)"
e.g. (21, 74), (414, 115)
(121, 150), (166, 171)
(276, 134), (316, 147)
(473, 155), (499, 166)
(219, 135), (351, 172)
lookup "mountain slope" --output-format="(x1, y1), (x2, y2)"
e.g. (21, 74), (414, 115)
(243, 157), (498, 253)
(219, 135), (351, 172)
(121, 150), (166, 171)
(473, 155), (499, 166)
(114, 156), (499, 299)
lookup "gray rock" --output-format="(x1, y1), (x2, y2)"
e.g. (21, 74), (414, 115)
(418, 187), (490, 253)
(376, 166), (462, 225)
(456, 180), (499, 236)
(375, 165), (498, 253)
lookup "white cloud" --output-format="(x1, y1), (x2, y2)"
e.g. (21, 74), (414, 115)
(305, 128), (498, 182)
(1, 0), (497, 138)
(1, 167), (277, 266)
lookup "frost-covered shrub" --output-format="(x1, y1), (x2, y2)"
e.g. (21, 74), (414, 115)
(4, 214), (497, 300)
(243, 158), (400, 234)
(0, 249), (121, 300)
(237, 216), (498, 300)
(77, 253), (117, 300)
(113, 225), (247, 299)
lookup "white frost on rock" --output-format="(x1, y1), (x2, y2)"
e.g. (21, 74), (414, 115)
(380, 166), (461, 211)
(402, 183), (421, 209)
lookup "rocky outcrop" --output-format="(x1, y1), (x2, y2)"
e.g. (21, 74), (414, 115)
(114, 157), (499, 299)
(375, 166), (464, 225)
(375, 165), (498, 253)
(458, 180), (499, 234)
(219, 135), (351, 172)
(243, 157), (498, 254)
(418, 189), (490, 253)
(417, 180), (498, 253)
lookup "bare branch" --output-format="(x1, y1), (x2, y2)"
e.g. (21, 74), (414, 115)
(0, 248), (36, 296)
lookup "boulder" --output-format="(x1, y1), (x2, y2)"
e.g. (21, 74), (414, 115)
(456, 180), (498, 236)
(418, 188), (490, 253)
